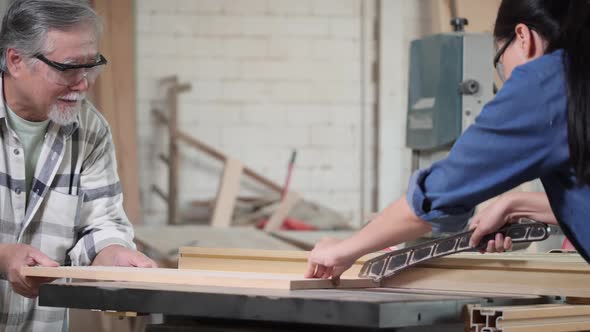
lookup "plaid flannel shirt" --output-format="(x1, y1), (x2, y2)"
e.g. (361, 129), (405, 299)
(0, 78), (136, 331)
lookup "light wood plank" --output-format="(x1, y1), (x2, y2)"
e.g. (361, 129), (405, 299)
(179, 248), (590, 296)
(178, 247), (380, 278)
(382, 267), (590, 297)
(21, 266), (375, 290)
(179, 248), (587, 273)
(499, 304), (590, 320)
(263, 191), (302, 232)
(210, 158), (244, 228)
(421, 253), (589, 272)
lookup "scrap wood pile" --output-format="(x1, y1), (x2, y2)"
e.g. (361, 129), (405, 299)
(149, 76), (352, 231)
(186, 195), (352, 231)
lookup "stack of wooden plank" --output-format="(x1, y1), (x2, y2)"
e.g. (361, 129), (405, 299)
(21, 265), (374, 290)
(22, 249), (590, 298)
(382, 252), (590, 297)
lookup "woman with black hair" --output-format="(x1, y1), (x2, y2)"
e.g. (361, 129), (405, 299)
(306, 0), (590, 279)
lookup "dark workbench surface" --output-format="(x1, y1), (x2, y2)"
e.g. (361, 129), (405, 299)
(40, 281), (557, 330)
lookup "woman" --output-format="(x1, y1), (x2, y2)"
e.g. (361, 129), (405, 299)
(306, 0), (590, 280)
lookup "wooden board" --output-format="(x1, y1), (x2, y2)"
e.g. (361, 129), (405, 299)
(211, 158), (244, 228)
(22, 266), (375, 290)
(179, 248), (590, 297)
(263, 191), (301, 232)
(91, 0), (141, 224)
(178, 247), (380, 278)
(369, 252), (589, 297)
(420, 252), (589, 272)
(382, 253), (590, 297)
(382, 266), (590, 298)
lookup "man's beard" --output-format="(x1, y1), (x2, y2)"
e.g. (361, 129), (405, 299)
(47, 96), (84, 126)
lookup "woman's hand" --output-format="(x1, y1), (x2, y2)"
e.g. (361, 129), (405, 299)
(469, 196), (516, 253)
(305, 197), (432, 281)
(305, 237), (356, 282)
(469, 192), (558, 253)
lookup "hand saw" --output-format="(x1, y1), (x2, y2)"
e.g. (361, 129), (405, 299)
(358, 220), (550, 282)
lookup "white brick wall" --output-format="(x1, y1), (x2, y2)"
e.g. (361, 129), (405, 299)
(136, 0), (431, 226)
(377, 0), (438, 210)
(136, 0), (369, 225)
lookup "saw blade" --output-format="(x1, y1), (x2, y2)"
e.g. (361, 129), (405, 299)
(358, 219), (550, 282)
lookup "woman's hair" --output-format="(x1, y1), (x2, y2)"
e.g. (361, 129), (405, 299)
(494, 0), (590, 185)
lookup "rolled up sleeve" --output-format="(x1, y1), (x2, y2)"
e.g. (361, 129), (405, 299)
(407, 168), (475, 233)
(406, 65), (566, 234)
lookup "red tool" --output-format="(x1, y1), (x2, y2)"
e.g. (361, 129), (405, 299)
(281, 150), (297, 199)
(257, 150), (316, 230)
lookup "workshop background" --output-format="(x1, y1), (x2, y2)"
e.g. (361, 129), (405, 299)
(132, 0), (501, 227)
(8, 0), (562, 331)
(0, 0), (504, 226)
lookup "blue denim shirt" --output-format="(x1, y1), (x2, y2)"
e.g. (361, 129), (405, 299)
(407, 49), (590, 261)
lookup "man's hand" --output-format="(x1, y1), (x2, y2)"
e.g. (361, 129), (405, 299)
(0, 244), (59, 298)
(92, 245), (157, 268)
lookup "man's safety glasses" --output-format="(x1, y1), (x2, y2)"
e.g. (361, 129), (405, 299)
(34, 53), (108, 86)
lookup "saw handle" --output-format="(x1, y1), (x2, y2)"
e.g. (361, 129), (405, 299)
(474, 222), (549, 250)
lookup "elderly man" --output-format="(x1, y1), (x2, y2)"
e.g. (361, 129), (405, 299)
(0, 0), (156, 330)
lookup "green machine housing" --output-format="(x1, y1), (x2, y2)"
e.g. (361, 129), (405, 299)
(406, 33), (494, 169)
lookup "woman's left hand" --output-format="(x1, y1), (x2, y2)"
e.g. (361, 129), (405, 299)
(469, 196), (516, 253)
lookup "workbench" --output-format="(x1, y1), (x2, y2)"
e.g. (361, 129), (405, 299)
(40, 281), (557, 331)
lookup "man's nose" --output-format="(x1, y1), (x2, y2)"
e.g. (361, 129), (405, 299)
(69, 72), (89, 91)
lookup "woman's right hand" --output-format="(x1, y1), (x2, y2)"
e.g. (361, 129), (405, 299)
(305, 237), (357, 281)
(305, 197), (433, 281)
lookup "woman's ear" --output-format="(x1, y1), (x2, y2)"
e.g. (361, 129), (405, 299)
(514, 23), (544, 60)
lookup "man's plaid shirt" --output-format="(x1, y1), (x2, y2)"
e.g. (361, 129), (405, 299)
(0, 78), (136, 331)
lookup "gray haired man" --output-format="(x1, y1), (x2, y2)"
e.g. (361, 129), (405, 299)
(0, 0), (156, 330)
